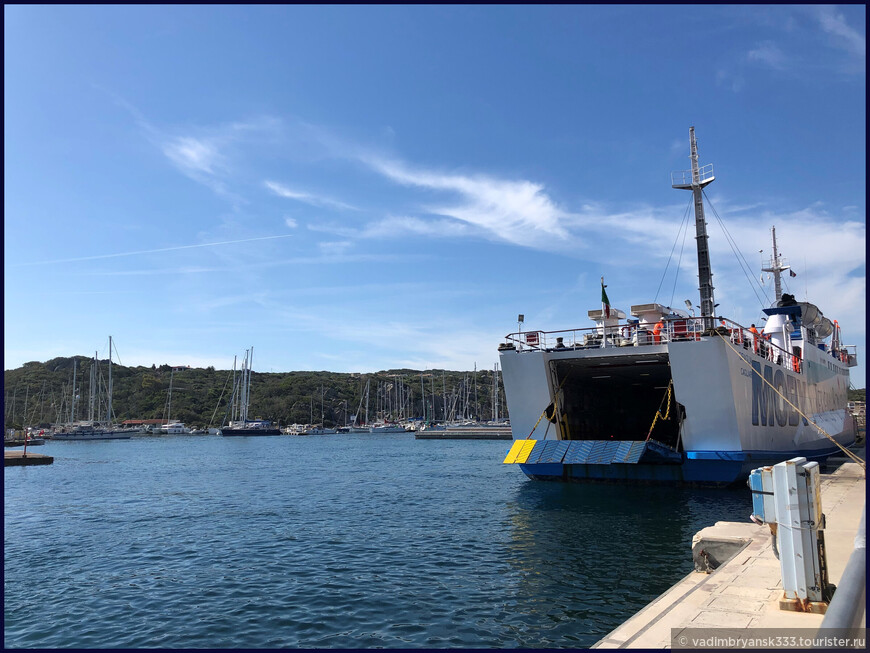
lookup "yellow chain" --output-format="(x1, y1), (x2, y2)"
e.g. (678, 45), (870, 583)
(646, 380), (672, 440)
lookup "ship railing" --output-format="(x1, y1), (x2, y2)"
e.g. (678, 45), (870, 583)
(840, 344), (858, 367)
(671, 163), (714, 187)
(502, 317), (805, 374)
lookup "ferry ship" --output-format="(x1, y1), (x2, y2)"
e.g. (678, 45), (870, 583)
(500, 128), (857, 486)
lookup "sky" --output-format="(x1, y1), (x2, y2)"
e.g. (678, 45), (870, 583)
(3, 5), (866, 386)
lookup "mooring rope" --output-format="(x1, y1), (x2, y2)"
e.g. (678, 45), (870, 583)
(713, 330), (865, 470)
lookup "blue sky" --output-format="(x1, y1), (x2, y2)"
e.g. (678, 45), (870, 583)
(4, 5), (866, 385)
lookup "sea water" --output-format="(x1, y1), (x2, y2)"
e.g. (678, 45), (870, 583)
(4, 434), (751, 648)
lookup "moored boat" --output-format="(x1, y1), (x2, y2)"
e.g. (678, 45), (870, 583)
(219, 347), (282, 436)
(500, 128), (857, 486)
(220, 420), (282, 436)
(53, 422), (135, 440)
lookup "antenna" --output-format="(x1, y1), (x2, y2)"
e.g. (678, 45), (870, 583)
(672, 127), (716, 327)
(761, 225), (790, 303)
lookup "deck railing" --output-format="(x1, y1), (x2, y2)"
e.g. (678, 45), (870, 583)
(502, 317), (807, 374)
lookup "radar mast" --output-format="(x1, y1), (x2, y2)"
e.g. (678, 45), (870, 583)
(761, 225), (790, 303)
(672, 127), (716, 328)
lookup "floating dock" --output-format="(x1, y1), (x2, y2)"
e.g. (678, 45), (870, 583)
(415, 427), (513, 440)
(5, 451), (54, 466)
(593, 459), (866, 648)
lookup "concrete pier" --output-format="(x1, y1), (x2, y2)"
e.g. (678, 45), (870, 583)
(594, 461), (866, 648)
(5, 451), (54, 466)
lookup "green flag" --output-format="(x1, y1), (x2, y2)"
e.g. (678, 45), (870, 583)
(601, 278), (611, 318)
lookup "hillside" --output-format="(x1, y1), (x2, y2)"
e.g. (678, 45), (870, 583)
(3, 358), (506, 431)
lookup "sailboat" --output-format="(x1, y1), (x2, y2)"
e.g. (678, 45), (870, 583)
(220, 347), (281, 436)
(499, 128), (857, 485)
(160, 368), (190, 434)
(53, 337), (137, 440)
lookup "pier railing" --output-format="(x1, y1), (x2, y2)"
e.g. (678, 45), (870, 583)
(502, 317), (805, 374)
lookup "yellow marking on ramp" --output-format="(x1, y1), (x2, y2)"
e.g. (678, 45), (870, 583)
(503, 439), (537, 464)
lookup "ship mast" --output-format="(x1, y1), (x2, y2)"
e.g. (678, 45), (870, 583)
(761, 225), (790, 303)
(672, 127), (716, 328)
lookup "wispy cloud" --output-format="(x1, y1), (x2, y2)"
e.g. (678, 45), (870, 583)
(812, 5), (865, 59)
(360, 156), (574, 250)
(318, 241), (353, 257)
(264, 180), (358, 211)
(747, 41), (788, 70)
(308, 215), (473, 241)
(362, 216), (472, 239)
(163, 136), (222, 175)
(103, 90), (282, 203)
(715, 68), (745, 93)
(16, 234), (295, 266)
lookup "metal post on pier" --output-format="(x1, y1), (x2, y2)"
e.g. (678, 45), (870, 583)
(749, 457), (834, 613)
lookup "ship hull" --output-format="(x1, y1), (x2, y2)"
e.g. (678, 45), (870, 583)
(220, 428), (282, 436)
(500, 329), (855, 485)
(53, 431), (133, 441)
(518, 443), (848, 487)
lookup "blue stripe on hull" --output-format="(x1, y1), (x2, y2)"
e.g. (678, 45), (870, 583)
(518, 441), (854, 487)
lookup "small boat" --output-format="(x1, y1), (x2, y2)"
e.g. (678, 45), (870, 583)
(305, 425), (337, 435)
(367, 422), (407, 433)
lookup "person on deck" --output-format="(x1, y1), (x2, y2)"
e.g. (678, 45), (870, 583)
(749, 324), (760, 353)
(653, 319), (665, 344)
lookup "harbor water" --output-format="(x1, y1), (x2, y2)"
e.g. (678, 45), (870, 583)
(5, 434), (752, 648)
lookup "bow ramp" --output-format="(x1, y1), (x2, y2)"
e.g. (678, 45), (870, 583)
(503, 439), (682, 466)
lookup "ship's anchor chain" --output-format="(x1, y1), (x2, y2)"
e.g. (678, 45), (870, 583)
(645, 379), (673, 441)
(527, 372), (571, 438)
(712, 330), (865, 471)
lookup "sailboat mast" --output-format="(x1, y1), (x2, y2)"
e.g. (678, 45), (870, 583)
(474, 363), (478, 421)
(70, 359), (77, 424)
(240, 349), (249, 423)
(89, 352), (97, 422)
(167, 369), (174, 424)
(672, 127), (716, 327)
(106, 336), (113, 423)
(761, 225), (790, 303)
(246, 346), (254, 423)
(231, 355), (238, 422)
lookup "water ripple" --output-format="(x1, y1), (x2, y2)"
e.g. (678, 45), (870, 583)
(5, 435), (750, 648)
